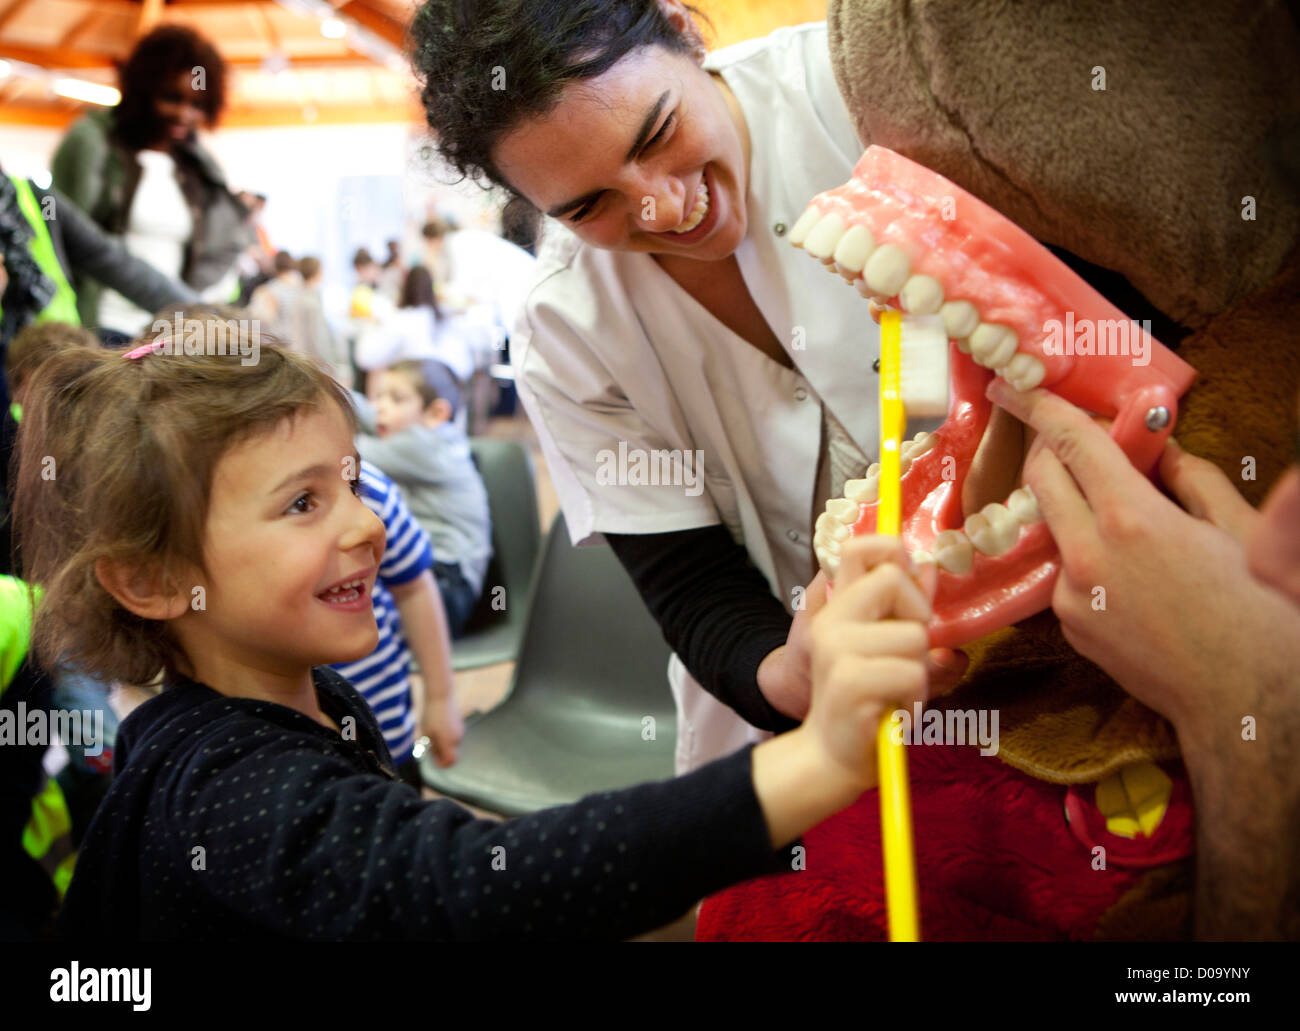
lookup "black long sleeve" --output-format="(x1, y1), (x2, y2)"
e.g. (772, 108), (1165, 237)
(606, 526), (800, 733)
(42, 186), (201, 315)
(58, 668), (792, 941)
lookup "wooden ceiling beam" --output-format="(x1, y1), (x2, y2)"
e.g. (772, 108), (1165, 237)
(138, 0), (165, 34)
(0, 43), (108, 70)
(336, 1), (409, 50)
(59, 10), (104, 49)
(0, 0), (31, 37)
(0, 43), (400, 72)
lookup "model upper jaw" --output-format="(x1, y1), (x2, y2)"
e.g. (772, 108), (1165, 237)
(795, 146), (1197, 649)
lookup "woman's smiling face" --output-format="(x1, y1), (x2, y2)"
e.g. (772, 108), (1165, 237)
(492, 43), (749, 261)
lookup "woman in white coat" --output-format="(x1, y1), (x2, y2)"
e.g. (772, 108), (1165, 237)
(412, 0), (964, 772)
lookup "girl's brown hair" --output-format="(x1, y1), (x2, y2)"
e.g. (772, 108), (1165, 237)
(13, 317), (356, 686)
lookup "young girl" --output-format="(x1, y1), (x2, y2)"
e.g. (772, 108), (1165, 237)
(16, 319), (934, 940)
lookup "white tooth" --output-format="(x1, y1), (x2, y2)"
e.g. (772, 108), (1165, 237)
(844, 474), (880, 504)
(932, 529), (974, 574)
(831, 224), (875, 274)
(789, 207), (820, 247)
(826, 498), (860, 523)
(815, 542), (842, 582)
(814, 510), (849, 544)
(912, 550), (935, 566)
(900, 430), (937, 463)
(969, 323), (1018, 368)
(1001, 352), (1046, 390)
(863, 243), (910, 297)
(855, 279), (882, 300)
(964, 502), (1020, 556)
(1006, 485), (1040, 524)
(899, 274), (944, 315)
(940, 300), (979, 340)
(804, 213), (846, 260)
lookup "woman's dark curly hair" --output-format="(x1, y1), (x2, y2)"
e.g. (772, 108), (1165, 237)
(411, 0), (708, 196)
(113, 25), (227, 150)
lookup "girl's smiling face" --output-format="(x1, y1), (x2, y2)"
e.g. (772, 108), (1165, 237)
(174, 404), (386, 690)
(492, 42), (749, 261)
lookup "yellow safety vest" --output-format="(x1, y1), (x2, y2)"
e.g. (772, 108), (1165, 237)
(0, 175), (82, 330)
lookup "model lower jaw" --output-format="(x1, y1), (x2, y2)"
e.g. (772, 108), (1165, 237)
(795, 146), (1196, 649)
(811, 346), (1057, 648)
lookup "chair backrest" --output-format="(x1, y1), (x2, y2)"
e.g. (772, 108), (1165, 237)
(507, 513), (675, 737)
(461, 438), (540, 632)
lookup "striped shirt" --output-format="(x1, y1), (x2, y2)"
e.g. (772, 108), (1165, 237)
(331, 460), (434, 762)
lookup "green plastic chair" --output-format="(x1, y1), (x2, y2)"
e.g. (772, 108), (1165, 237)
(450, 439), (541, 671)
(421, 513), (677, 815)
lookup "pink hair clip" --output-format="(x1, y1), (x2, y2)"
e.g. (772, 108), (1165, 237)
(123, 339), (169, 360)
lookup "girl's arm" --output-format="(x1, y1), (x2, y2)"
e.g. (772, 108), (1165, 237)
(169, 536), (925, 940)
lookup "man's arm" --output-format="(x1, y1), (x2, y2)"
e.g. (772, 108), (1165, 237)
(1183, 659), (1300, 940)
(46, 188), (200, 314)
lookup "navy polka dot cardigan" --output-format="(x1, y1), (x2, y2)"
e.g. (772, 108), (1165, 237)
(58, 667), (789, 940)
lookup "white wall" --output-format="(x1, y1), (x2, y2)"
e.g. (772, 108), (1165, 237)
(0, 118), (503, 311)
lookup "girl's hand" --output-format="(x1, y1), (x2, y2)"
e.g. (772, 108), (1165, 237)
(804, 535), (934, 790)
(761, 562), (966, 722)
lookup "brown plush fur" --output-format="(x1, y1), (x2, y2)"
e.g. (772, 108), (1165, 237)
(828, 0), (1300, 327)
(825, 0), (1300, 936)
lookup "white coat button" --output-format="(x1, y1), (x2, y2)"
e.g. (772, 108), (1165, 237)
(774, 222), (787, 236)
(786, 529), (800, 542)
(793, 387), (808, 401)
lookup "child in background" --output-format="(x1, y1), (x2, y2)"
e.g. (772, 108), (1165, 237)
(18, 324), (934, 940)
(295, 256), (351, 388)
(5, 321), (99, 416)
(356, 359), (491, 636)
(246, 250), (302, 343)
(4, 321), (118, 847)
(332, 458), (463, 776)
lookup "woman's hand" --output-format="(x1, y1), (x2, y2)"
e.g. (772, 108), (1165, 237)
(986, 378), (1287, 738)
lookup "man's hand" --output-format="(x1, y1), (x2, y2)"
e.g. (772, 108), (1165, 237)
(986, 378), (1287, 736)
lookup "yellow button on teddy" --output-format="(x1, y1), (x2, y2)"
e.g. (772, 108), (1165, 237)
(1095, 762), (1173, 839)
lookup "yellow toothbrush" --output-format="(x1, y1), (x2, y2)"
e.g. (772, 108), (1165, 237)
(876, 309), (949, 942)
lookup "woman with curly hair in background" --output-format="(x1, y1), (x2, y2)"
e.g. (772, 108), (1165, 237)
(51, 24), (252, 343)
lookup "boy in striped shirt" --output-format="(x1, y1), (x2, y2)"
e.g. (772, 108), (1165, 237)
(333, 459), (463, 784)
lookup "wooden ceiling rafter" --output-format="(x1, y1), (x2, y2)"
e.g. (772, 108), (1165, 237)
(0, 0), (31, 37)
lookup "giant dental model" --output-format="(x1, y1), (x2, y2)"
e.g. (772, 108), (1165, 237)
(795, 146), (1197, 648)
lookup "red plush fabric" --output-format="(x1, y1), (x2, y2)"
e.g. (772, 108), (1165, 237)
(698, 743), (1191, 940)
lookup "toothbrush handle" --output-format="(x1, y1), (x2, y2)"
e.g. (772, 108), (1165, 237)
(877, 310), (920, 942)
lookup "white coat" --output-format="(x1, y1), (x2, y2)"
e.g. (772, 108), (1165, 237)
(513, 22), (882, 773)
